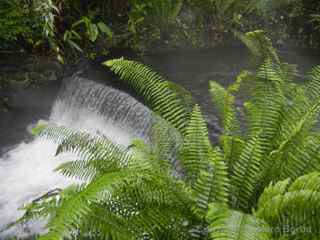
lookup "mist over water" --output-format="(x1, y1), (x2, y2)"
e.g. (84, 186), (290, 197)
(0, 77), (154, 238)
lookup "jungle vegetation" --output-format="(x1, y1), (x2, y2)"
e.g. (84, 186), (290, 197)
(1, 0), (320, 60)
(4, 30), (320, 240)
(1, 1), (320, 239)
(1, 0), (320, 111)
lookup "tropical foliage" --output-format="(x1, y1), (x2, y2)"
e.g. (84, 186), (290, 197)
(1, 0), (320, 57)
(0, 0), (37, 46)
(5, 31), (320, 240)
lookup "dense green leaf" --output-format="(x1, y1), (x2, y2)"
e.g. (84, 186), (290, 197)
(256, 173), (320, 239)
(104, 58), (194, 135)
(207, 203), (272, 240)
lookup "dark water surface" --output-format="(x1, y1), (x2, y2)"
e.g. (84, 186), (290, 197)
(144, 47), (320, 138)
(1, 47), (320, 151)
(0, 83), (60, 153)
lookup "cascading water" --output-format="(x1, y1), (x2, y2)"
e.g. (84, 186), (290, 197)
(0, 76), (155, 238)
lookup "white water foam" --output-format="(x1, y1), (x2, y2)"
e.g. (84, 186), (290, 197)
(0, 77), (154, 238)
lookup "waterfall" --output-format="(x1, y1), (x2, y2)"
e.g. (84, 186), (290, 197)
(0, 76), (155, 238)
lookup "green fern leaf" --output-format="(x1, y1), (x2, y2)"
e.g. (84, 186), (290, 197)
(256, 172), (320, 239)
(150, 121), (183, 175)
(219, 135), (244, 171)
(179, 105), (211, 183)
(237, 30), (279, 64)
(192, 148), (230, 218)
(231, 132), (265, 211)
(189, 149), (230, 238)
(39, 125), (131, 181)
(104, 58), (194, 134)
(39, 167), (151, 240)
(270, 68), (320, 180)
(209, 81), (239, 135)
(207, 203), (272, 240)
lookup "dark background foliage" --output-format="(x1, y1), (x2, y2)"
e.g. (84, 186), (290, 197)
(1, 0), (320, 57)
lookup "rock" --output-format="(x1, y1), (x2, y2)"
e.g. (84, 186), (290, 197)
(48, 72), (58, 81)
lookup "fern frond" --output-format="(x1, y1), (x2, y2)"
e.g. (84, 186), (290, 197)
(269, 69), (320, 180)
(207, 203), (272, 240)
(86, 170), (193, 239)
(288, 172), (320, 192)
(231, 132), (265, 211)
(242, 92), (284, 193)
(55, 158), (122, 181)
(148, 0), (183, 24)
(255, 179), (290, 212)
(104, 58), (194, 134)
(150, 121), (183, 176)
(75, 205), (134, 240)
(242, 59), (286, 143)
(241, 59), (315, 187)
(193, 148), (230, 218)
(38, 136), (195, 240)
(213, 0), (257, 17)
(256, 58), (288, 88)
(256, 172), (320, 239)
(40, 125), (128, 162)
(237, 30), (279, 64)
(38, 166), (151, 240)
(278, 62), (299, 85)
(220, 135), (244, 171)
(242, 60), (288, 184)
(273, 98), (318, 156)
(210, 148), (230, 205)
(270, 71), (320, 181)
(38, 124), (75, 144)
(179, 105), (211, 183)
(56, 130), (129, 165)
(80, 178), (192, 240)
(38, 125), (132, 181)
(306, 65), (320, 101)
(245, 86), (283, 145)
(7, 188), (63, 229)
(209, 81), (239, 135)
(274, 135), (320, 181)
(239, 38), (320, 183)
(193, 168), (215, 218)
(298, 136), (320, 174)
